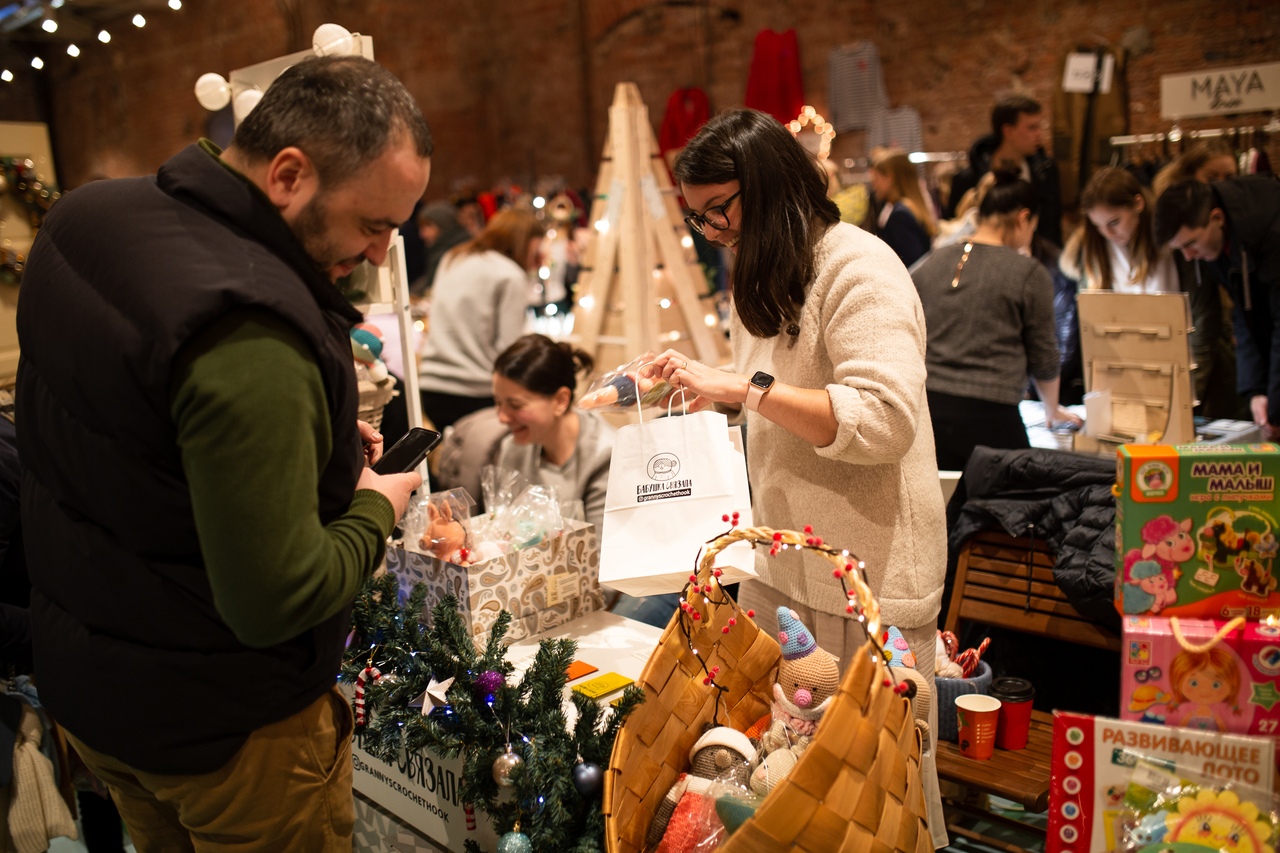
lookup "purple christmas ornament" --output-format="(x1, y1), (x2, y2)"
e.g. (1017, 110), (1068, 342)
(476, 670), (505, 695)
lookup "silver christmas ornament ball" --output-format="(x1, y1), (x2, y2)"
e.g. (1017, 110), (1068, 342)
(572, 761), (603, 797)
(497, 830), (532, 853)
(492, 744), (523, 788)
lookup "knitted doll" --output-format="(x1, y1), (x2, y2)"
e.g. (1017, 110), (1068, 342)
(749, 607), (840, 795)
(646, 727), (756, 853)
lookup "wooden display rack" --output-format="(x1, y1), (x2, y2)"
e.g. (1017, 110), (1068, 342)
(1073, 291), (1196, 452)
(573, 83), (729, 377)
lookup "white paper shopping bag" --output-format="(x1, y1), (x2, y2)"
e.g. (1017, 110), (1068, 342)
(599, 410), (755, 596)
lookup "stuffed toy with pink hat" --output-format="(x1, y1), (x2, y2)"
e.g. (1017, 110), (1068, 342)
(646, 726), (756, 853)
(749, 607), (840, 795)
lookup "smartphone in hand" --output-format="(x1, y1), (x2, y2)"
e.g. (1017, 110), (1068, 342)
(372, 427), (442, 475)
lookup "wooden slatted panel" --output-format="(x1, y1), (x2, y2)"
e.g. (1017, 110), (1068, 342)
(935, 711), (1054, 812)
(944, 529), (1121, 652)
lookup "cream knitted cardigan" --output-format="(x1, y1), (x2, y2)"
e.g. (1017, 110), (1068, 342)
(732, 221), (946, 630)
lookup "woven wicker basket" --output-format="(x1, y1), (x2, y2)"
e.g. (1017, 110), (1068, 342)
(357, 378), (397, 430)
(604, 526), (932, 853)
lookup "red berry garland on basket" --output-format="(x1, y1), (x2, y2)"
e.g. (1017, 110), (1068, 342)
(673, 514), (896, 728)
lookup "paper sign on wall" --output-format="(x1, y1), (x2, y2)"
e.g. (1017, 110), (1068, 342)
(1161, 61), (1280, 119)
(1063, 52), (1114, 94)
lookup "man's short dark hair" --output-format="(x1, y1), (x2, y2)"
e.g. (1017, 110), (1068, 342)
(991, 93), (1042, 141)
(1155, 180), (1216, 245)
(231, 55), (433, 187)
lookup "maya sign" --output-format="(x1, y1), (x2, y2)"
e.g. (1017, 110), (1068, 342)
(1161, 62), (1280, 119)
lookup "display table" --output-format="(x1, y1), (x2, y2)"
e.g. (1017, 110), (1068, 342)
(353, 610), (665, 853)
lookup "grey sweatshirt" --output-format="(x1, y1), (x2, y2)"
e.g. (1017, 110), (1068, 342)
(912, 242), (1060, 405)
(419, 250), (529, 397)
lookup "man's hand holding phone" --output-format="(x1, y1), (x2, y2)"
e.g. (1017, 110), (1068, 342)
(357, 419), (383, 467)
(357, 427), (443, 521)
(357, 466), (421, 520)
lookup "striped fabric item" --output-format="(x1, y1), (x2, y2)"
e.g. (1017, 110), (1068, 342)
(828, 41), (888, 132)
(869, 106), (924, 153)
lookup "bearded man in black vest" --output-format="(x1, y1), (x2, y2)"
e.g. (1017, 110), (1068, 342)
(15, 56), (431, 852)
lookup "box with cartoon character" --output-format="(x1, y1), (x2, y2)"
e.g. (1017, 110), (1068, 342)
(1119, 616), (1280, 743)
(1115, 444), (1280, 620)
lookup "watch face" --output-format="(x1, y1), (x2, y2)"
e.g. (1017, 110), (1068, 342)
(750, 370), (775, 390)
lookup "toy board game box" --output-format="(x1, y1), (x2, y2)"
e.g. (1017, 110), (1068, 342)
(1115, 444), (1280, 620)
(1120, 616), (1280, 742)
(1047, 710), (1275, 853)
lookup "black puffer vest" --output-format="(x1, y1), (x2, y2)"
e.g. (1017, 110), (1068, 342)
(16, 144), (364, 773)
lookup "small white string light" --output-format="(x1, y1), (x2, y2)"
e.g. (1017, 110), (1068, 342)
(30, 57), (44, 70)
(1, 70), (13, 83)
(97, 30), (111, 43)
(66, 44), (79, 57)
(169, 0), (183, 9)
(132, 14), (146, 28)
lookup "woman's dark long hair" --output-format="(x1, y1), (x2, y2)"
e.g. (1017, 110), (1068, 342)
(674, 109), (840, 338)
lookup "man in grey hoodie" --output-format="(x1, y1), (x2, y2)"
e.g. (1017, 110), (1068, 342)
(1157, 176), (1280, 437)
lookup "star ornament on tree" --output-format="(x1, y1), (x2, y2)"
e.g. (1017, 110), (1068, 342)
(413, 676), (456, 714)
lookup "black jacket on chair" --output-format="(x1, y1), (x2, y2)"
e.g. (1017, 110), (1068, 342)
(945, 445), (1118, 628)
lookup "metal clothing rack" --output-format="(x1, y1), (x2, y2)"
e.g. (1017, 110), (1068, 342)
(907, 150), (968, 163)
(1110, 114), (1280, 148)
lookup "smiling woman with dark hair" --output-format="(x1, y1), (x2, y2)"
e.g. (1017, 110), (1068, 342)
(644, 107), (948, 847)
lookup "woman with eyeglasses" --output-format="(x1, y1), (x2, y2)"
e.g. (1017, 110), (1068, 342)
(647, 108), (948, 848)
(911, 169), (1081, 471)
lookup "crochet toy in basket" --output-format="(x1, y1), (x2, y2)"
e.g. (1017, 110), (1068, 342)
(604, 524), (934, 853)
(352, 322), (396, 429)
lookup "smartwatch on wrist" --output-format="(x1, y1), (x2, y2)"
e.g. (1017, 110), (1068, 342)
(745, 370), (775, 412)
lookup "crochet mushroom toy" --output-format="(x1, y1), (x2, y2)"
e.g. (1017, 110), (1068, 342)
(749, 607), (840, 795)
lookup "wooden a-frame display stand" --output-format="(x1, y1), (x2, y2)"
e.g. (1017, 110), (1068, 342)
(573, 83), (730, 377)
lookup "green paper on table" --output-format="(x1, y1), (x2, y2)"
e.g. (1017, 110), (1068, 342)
(573, 672), (633, 699)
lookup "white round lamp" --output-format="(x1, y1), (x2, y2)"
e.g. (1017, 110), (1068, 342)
(194, 72), (230, 111)
(313, 23), (355, 57)
(233, 88), (263, 123)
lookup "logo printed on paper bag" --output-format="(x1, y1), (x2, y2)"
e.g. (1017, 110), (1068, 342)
(647, 453), (681, 481)
(636, 453), (694, 503)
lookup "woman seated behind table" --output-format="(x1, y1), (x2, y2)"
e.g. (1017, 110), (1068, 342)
(419, 208), (546, 432)
(1061, 167), (1177, 295)
(491, 335), (677, 628)
(911, 169), (1082, 472)
(491, 334), (613, 533)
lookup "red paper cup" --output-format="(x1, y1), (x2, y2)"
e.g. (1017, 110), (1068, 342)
(990, 677), (1035, 750)
(955, 694), (1001, 760)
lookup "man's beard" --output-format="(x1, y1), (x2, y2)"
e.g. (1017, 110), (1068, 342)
(291, 193), (349, 277)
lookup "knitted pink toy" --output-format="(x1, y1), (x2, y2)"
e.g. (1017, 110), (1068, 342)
(749, 607), (840, 794)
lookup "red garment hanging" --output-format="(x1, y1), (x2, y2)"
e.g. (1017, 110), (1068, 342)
(744, 29), (804, 124)
(659, 87), (711, 156)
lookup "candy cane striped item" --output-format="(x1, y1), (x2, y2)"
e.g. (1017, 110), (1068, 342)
(464, 803), (476, 831)
(355, 665), (382, 726)
(955, 637), (991, 678)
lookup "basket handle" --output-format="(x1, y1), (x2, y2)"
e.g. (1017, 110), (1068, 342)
(695, 525), (881, 638)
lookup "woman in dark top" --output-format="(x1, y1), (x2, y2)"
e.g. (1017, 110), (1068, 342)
(870, 148), (936, 267)
(911, 170), (1082, 470)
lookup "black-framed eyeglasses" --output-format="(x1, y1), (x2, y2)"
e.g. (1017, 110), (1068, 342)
(684, 191), (740, 235)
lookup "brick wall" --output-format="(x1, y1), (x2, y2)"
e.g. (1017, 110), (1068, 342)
(2, 0), (1276, 192)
